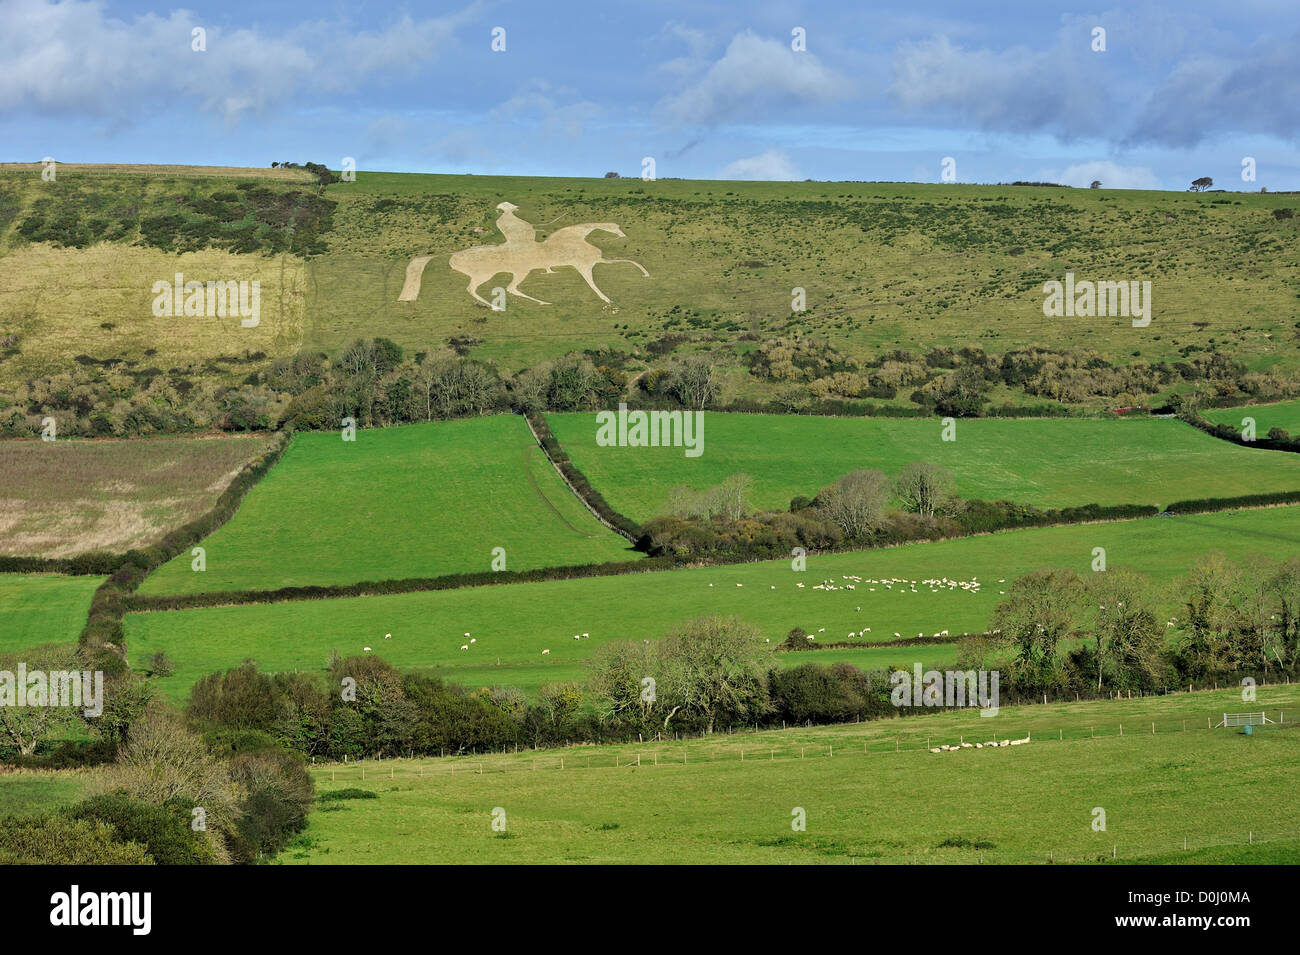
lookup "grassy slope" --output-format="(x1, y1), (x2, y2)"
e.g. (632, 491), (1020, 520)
(140, 416), (634, 595)
(1207, 398), (1300, 437)
(0, 574), (103, 653)
(0, 772), (86, 817)
(305, 174), (1300, 394)
(127, 505), (1300, 701)
(0, 432), (273, 557)
(548, 413), (1300, 518)
(283, 686), (1300, 864)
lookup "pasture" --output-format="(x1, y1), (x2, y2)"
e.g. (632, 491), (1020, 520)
(547, 412), (1300, 518)
(127, 504), (1300, 702)
(1206, 399), (1300, 438)
(0, 574), (102, 652)
(0, 432), (275, 557)
(283, 686), (1300, 865)
(139, 416), (634, 596)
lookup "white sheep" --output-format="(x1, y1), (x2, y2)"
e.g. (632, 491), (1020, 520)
(363, 647), (372, 652)
(384, 633), (392, 639)
(541, 649), (550, 655)
(460, 644), (468, 651)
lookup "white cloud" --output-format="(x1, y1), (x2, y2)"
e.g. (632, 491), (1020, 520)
(720, 149), (800, 181)
(1053, 160), (1161, 190)
(0, 0), (475, 123)
(491, 80), (601, 140)
(658, 31), (848, 125)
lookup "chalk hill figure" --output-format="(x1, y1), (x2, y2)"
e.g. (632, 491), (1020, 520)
(398, 202), (649, 306)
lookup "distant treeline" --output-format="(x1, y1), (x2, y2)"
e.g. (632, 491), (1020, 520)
(3, 335), (1294, 439)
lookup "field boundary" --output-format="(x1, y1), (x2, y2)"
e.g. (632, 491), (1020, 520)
(122, 495), (1300, 612)
(78, 429), (295, 667)
(524, 412), (644, 543)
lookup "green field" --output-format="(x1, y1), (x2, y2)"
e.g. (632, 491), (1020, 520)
(283, 686), (1300, 864)
(0, 574), (102, 653)
(1207, 399), (1300, 438)
(140, 416), (634, 595)
(127, 505), (1300, 701)
(0, 772), (86, 817)
(548, 413), (1300, 518)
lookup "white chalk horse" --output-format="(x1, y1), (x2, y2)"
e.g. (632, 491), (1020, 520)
(400, 221), (649, 306)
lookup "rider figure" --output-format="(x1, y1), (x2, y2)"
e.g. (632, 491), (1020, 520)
(495, 202), (535, 246)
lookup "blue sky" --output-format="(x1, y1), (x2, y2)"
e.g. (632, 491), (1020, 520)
(2, 0), (1297, 189)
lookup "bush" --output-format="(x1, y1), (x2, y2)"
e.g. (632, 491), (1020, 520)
(67, 792), (213, 865)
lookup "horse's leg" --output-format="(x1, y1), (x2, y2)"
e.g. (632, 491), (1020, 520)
(506, 272), (551, 305)
(464, 272), (497, 308)
(602, 257), (649, 277)
(574, 263), (612, 303)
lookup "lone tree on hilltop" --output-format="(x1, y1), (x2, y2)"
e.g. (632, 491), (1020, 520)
(1190, 176), (1214, 192)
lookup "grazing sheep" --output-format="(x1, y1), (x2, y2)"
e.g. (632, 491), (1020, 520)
(460, 644), (468, 651)
(363, 647), (372, 652)
(541, 649), (550, 655)
(385, 633), (392, 639)
(929, 748), (941, 754)
(470, 638), (476, 644)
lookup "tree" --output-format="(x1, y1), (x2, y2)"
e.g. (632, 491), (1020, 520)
(656, 616), (769, 734)
(95, 706), (240, 864)
(0, 643), (82, 755)
(671, 355), (720, 409)
(991, 569), (1084, 691)
(894, 461), (956, 518)
(1090, 180), (1102, 189)
(815, 469), (891, 539)
(604, 171), (620, 178)
(585, 640), (655, 726)
(1088, 569), (1165, 693)
(1190, 177), (1214, 192)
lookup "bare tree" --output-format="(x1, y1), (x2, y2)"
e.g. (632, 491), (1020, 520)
(894, 461), (956, 518)
(672, 355), (720, 409)
(815, 469), (891, 539)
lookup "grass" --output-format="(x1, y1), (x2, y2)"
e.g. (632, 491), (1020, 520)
(0, 771), (86, 817)
(1206, 398), (1300, 438)
(302, 174), (1300, 397)
(0, 432), (275, 557)
(547, 413), (1300, 518)
(140, 416), (634, 595)
(282, 685), (1300, 864)
(0, 574), (103, 653)
(5, 168), (1296, 408)
(126, 504), (1300, 702)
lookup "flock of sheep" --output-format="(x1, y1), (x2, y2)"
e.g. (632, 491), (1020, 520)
(359, 569), (1016, 659)
(930, 734), (1031, 754)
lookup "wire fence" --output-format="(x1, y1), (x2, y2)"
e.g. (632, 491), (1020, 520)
(313, 707), (1292, 780)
